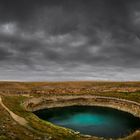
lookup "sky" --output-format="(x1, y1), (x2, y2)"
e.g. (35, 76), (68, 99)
(0, 0), (140, 81)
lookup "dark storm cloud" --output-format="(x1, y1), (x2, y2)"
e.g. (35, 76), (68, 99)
(0, 0), (140, 80)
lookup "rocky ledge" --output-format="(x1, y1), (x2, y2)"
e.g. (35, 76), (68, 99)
(23, 95), (140, 118)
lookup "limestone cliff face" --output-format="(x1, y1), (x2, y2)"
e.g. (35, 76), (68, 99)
(23, 95), (140, 118)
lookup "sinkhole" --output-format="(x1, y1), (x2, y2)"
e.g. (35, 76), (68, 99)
(33, 106), (140, 138)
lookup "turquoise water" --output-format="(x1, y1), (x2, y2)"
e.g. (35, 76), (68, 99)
(34, 106), (140, 138)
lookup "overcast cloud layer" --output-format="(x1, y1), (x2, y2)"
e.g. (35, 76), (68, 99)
(0, 0), (140, 81)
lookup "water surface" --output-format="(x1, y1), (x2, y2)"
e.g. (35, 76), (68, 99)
(34, 106), (140, 138)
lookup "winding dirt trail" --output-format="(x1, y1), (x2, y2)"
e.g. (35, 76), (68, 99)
(0, 96), (50, 139)
(0, 96), (28, 126)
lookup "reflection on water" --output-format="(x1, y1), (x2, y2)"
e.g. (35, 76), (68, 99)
(34, 106), (140, 138)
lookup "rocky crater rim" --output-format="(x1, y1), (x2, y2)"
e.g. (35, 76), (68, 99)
(23, 95), (140, 118)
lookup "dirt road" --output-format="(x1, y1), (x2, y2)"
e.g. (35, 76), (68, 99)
(0, 96), (28, 126)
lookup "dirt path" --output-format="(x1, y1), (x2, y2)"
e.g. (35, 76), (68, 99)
(0, 96), (28, 126)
